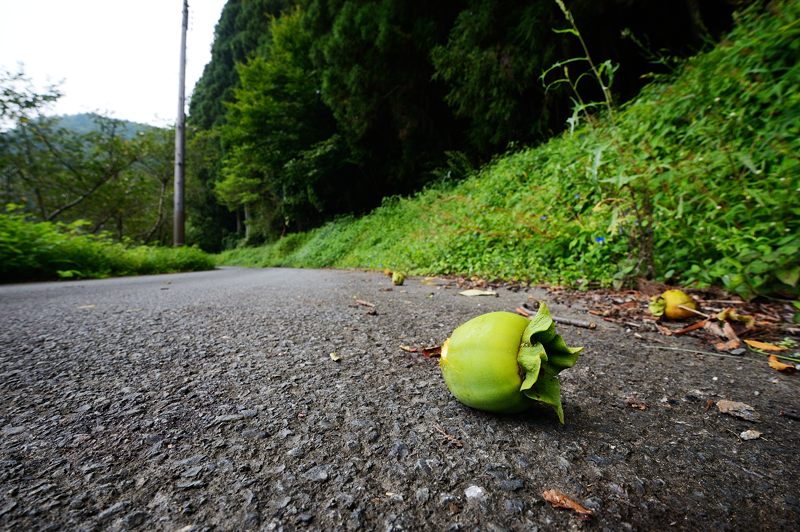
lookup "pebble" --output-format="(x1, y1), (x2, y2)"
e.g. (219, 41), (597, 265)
(503, 499), (524, 514)
(302, 465), (329, 482)
(464, 486), (487, 502)
(182, 465), (203, 478)
(739, 429), (762, 441)
(212, 414), (243, 424)
(498, 479), (524, 491)
(97, 500), (129, 521)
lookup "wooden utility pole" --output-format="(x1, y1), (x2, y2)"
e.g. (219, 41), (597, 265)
(174, 0), (188, 246)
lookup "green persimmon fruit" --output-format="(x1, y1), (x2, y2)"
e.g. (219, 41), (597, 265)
(439, 304), (582, 423)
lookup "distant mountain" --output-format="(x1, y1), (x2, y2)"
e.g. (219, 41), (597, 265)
(54, 113), (156, 139)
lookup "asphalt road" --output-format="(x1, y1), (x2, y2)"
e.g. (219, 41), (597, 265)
(1, 267), (798, 530)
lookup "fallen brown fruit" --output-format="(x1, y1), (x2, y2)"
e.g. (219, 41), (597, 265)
(649, 289), (697, 320)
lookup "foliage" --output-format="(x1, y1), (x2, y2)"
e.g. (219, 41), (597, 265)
(0, 208), (214, 282)
(219, 1), (800, 299)
(1, 70), (178, 245)
(431, 0), (734, 155)
(188, 0), (293, 130)
(302, 0), (462, 198)
(190, 0), (736, 250)
(217, 8), (354, 239)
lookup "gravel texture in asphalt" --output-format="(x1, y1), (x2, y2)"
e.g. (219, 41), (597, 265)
(1, 267), (798, 530)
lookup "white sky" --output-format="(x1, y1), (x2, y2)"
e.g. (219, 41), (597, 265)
(0, 0), (227, 126)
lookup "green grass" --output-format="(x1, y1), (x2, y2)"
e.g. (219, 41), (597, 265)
(1, 210), (215, 282)
(219, 1), (800, 299)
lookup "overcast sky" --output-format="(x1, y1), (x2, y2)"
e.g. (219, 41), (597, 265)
(0, 0), (227, 126)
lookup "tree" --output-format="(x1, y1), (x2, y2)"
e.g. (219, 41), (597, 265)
(302, 0), (463, 200)
(218, 8), (353, 240)
(188, 0), (294, 130)
(1, 70), (177, 244)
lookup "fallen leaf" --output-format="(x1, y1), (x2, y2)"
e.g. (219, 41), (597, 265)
(459, 289), (497, 297)
(399, 344), (441, 358)
(329, 352), (341, 362)
(717, 308), (755, 329)
(674, 319), (708, 335)
(768, 355), (796, 372)
(714, 338), (741, 352)
(739, 429), (762, 441)
(744, 339), (787, 352)
(421, 346), (442, 358)
(655, 324), (673, 336)
(716, 399), (760, 422)
(624, 396), (648, 410)
(541, 489), (593, 517)
(515, 306), (532, 317)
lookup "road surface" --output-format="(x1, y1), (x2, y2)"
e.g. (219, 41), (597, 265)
(1, 267), (798, 529)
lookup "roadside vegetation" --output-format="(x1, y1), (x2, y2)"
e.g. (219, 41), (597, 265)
(219, 2), (800, 300)
(0, 208), (214, 282)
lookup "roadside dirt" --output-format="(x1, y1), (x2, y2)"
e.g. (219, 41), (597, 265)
(1, 268), (798, 530)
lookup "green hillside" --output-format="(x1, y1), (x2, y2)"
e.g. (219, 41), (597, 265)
(54, 113), (153, 139)
(225, 2), (799, 299)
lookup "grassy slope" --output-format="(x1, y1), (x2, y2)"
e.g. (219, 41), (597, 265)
(220, 2), (800, 299)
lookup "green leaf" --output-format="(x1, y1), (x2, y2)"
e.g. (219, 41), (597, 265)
(776, 265), (800, 287)
(546, 344), (583, 369)
(522, 302), (555, 344)
(648, 296), (666, 316)
(518, 342), (546, 391)
(522, 367), (565, 424)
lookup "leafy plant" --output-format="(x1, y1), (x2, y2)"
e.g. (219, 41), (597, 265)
(0, 208), (214, 282)
(219, 1), (800, 300)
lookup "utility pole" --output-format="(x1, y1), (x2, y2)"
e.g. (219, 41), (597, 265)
(174, 0), (188, 246)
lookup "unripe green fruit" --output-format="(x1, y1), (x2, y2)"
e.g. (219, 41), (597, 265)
(439, 304), (582, 423)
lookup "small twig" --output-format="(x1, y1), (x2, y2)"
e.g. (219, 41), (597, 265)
(643, 345), (760, 362)
(517, 306), (597, 329)
(433, 423), (463, 448)
(674, 319), (709, 335)
(554, 316), (597, 330)
(702, 299), (744, 305)
(678, 305), (710, 319)
(354, 299), (375, 308)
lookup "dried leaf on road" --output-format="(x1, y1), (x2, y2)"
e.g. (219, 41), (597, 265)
(744, 339), (786, 352)
(717, 308), (755, 330)
(716, 399), (760, 422)
(542, 489), (593, 517)
(329, 352), (341, 362)
(459, 289), (497, 297)
(624, 396), (648, 410)
(399, 344), (441, 358)
(421, 346), (442, 358)
(768, 355), (796, 372)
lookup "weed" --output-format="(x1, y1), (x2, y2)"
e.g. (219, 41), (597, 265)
(218, 1), (800, 299)
(0, 208), (215, 282)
